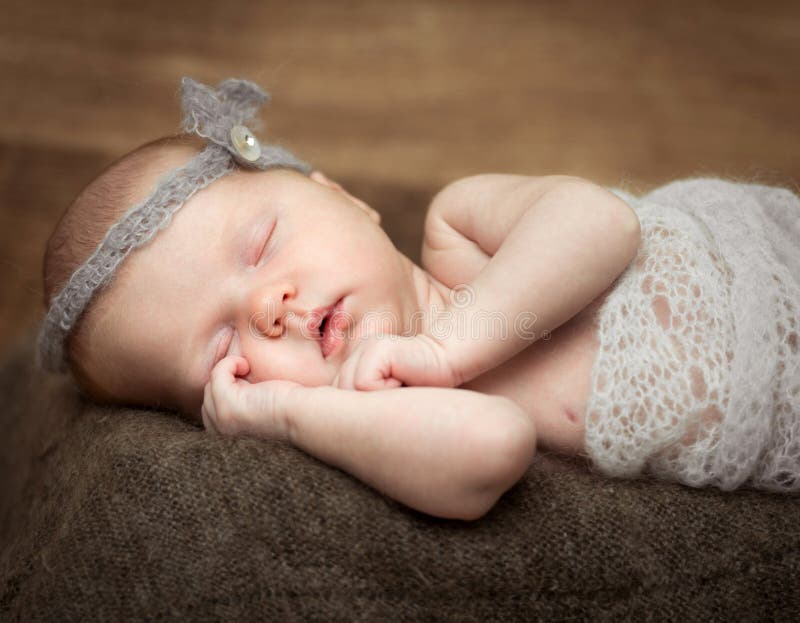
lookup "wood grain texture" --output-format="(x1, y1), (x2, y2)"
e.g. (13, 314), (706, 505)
(1, 0), (798, 353)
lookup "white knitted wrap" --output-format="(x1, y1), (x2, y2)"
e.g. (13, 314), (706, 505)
(37, 77), (312, 374)
(587, 178), (800, 492)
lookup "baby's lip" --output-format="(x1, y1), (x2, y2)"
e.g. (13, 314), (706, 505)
(308, 302), (336, 337)
(319, 298), (347, 359)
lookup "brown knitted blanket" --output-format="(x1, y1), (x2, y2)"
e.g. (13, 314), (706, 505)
(1, 325), (798, 621)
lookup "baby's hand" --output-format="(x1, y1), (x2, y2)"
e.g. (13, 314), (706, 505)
(201, 356), (300, 441)
(333, 333), (460, 391)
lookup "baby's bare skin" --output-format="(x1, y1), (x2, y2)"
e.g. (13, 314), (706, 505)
(473, 242), (717, 463)
(460, 284), (610, 458)
(420, 175), (632, 461)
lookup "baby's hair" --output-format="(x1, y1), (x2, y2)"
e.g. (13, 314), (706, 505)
(42, 134), (204, 405)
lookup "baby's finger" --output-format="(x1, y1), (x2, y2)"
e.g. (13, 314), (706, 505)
(203, 381), (213, 414)
(210, 357), (233, 384)
(212, 355), (249, 384)
(335, 363), (355, 390)
(200, 382), (218, 433)
(344, 359), (361, 390)
(201, 402), (218, 435)
(358, 373), (402, 392)
(234, 356), (250, 379)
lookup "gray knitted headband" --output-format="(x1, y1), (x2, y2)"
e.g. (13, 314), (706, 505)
(37, 76), (313, 374)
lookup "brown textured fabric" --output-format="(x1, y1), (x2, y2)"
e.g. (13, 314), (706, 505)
(2, 327), (800, 620)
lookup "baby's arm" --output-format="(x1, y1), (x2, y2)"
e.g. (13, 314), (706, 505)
(423, 174), (641, 384)
(286, 384), (535, 521)
(202, 357), (535, 521)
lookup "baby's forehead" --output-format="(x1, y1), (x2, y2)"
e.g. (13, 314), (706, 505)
(124, 166), (305, 274)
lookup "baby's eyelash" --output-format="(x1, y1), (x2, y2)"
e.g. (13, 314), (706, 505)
(254, 219), (277, 266)
(254, 236), (269, 265)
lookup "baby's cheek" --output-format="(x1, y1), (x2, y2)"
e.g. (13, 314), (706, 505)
(245, 351), (330, 387)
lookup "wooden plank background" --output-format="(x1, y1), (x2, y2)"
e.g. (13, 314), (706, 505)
(1, 0), (798, 355)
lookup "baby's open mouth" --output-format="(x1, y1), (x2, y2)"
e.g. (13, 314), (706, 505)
(318, 298), (346, 358)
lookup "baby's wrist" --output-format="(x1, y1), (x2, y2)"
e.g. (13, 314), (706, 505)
(438, 334), (481, 387)
(425, 303), (491, 386)
(416, 320), (473, 388)
(280, 384), (332, 446)
(274, 383), (303, 443)
(245, 380), (306, 443)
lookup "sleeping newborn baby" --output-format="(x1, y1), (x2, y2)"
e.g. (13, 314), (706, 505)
(38, 77), (800, 521)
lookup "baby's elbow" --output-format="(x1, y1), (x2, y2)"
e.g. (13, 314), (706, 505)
(620, 202), (642, 252)
(589, 184), (642, 268)
(616, 208), (642, 269)
(488, 398), (538, 491)
(460, 398), (538, 521)
(556, 179), (641, 249)
(599, 186), (641, 258)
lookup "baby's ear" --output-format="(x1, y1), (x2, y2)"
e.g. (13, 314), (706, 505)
(310, 170), (381, 225)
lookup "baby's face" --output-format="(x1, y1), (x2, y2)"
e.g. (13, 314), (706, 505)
(92, 154), (425, 417)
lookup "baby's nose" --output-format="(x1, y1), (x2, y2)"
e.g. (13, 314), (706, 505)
(245, 281), (306, 338)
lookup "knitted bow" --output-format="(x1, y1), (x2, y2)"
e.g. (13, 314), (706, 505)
(179, 77), (309, 171)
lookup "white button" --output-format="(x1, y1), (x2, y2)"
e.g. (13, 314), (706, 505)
(230, 125), (262, 162)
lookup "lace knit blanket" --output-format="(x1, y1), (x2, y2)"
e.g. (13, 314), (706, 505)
(585, 178), (800, 493)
